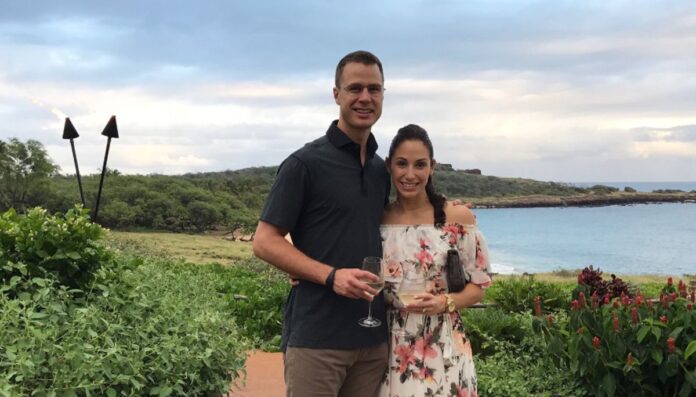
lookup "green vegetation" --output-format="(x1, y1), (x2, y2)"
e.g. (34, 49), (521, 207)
(0, 138), (59, 212)
(109, 231), (252, 265)
(1, 207), (248, 396)
(535, 276), (696, 396)
(4, 204), (694, 396)
(2, 138), (645, 233)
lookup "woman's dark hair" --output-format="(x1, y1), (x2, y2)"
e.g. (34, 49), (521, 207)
(388, 124), (447, 227)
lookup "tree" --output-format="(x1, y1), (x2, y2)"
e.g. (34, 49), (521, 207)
(0, 138), (60, 212)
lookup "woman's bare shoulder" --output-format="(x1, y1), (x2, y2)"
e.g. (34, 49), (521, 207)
(444, 201), (476, 226)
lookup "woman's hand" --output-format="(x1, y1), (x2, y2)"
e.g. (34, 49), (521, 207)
(405, 293), (447, 315)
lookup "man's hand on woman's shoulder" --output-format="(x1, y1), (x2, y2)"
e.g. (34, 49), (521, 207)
(446, 200), (477, 225)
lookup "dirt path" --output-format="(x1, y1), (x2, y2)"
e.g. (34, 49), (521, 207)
(227, 351), (285, 397)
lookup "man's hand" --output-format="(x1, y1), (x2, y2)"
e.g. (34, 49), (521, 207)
(332, 268), (381, 300)
(451, 199), (473, 208)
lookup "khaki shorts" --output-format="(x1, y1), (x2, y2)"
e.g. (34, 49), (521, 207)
(284, 343), (388, 397)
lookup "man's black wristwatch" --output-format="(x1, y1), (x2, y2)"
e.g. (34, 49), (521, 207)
(325, 267), (337, 291)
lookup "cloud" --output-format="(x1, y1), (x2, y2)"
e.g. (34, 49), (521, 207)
(2, 1), (696, 181)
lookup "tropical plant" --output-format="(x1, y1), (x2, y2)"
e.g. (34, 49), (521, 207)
(535, 278), (696, 397)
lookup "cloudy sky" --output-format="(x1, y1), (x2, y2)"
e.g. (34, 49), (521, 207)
(2, 0), (695, 182)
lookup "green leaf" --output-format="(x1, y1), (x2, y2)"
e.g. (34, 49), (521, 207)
(637, 325), (650, 343)
(685, 340), (696, 360)
(106, 388), (117, 397)
(651, 326), (662, 341)
(66, 251), (81, 260)
(652, 349), (664, 365)
(669, 326), (684, 339)
(159, 387), (173, 397)
(602, 373), (616, 397)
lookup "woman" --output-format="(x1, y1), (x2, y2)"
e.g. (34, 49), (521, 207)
(379, 124), (493, 397)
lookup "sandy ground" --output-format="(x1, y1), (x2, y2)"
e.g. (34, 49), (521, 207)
(227, 351), (285, 397)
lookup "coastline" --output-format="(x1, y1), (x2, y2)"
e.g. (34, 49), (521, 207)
(467, 191), (696, 209)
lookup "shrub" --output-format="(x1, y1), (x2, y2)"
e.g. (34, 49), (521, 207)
(0, 206), (112, 290)
(476, 334), (585, 397)
(0, 255), (248, 396)
(0, 208), (249, 396)
(486, 274), (570, 314)
(461, 308), (531, 357)
(574, 265), (633, 307)
(535, 277), (696, 397)
(221, 257), (291, 351)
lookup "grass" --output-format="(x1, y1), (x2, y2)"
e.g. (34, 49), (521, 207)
(107, 231), (694, 296)
(108, 231), (253, 265)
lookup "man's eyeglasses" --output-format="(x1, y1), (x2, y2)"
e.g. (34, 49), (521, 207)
(341, 84), (385, 97)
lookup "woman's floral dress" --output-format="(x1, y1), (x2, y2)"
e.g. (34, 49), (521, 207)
(379, 224), (493, 397)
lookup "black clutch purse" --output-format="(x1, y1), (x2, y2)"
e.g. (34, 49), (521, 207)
(445, 249), (470, 293)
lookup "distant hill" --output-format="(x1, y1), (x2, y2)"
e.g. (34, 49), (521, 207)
(40, 166), (696, 232)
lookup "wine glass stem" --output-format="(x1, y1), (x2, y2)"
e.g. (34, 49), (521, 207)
(367, 301), (373, 319)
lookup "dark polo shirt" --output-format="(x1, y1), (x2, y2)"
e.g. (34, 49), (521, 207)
(260, 120), (390, 350)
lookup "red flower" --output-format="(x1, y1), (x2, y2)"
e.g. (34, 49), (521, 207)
(591, 292), (599, 308)
(635, 294), (644, 306)
(578, 292), (586, 308)
(691, 291), (695, 303)
(593, 336), (600, 350)
(626, 352), (634, 367)
(534, 296), (542, 316)
(413, 248), (433, 271)
(667, 337), (676, 353)
(670, 292), (677, 302)
(603, 294), (610, 305)
(667, 277), (673, 287)
(612, 313), (619, 332)
(414, 332), (438, 360)
(613, 300), (619, 309)
(546, 314), (554, 324)
(662, 296), (669, 309)
(621, 292), (630, 307)
(688, 303), (693, 311)
(632, 307), (639, 324)
(660, 315), (668, 324)
(571, 299), (580, 311)
(393, 344), (416, 373)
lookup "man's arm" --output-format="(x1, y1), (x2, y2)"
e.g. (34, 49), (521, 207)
(252, 220), (379, 300)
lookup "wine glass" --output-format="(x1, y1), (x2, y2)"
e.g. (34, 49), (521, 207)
(392, 267), (427, 337)
(358, 256), (385, 328)
(398, 268), (427, 307)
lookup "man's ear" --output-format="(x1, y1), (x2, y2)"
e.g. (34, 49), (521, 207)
(333, 87), (339, 104)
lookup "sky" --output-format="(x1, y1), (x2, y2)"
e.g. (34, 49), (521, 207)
(1, 0), (696, 182)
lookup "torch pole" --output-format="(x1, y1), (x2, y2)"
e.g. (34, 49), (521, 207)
(69, 139), (86, 207)
(92, 137), (112, 223)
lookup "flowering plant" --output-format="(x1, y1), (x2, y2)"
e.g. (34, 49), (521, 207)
(535, 277), (696, 397)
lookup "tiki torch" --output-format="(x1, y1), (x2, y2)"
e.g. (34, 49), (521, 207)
(62, 118), (86, 207)
(93, 115), (119, 223)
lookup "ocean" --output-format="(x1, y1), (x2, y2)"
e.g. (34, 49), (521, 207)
(476, 202), (696, 276)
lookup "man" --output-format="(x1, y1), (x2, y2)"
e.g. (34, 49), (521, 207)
(253, 50), (390, 397)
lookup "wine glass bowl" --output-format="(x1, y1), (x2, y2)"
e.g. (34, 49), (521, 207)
(398, 268), (427, 307)
(358, 256), (385, 328)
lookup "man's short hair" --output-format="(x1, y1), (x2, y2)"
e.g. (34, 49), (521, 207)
(335, 50), (384, 87)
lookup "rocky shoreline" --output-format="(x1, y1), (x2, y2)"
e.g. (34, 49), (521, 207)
(469, 192), (696, 209)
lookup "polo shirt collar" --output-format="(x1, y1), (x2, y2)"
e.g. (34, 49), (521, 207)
(326, 120), (379, 159)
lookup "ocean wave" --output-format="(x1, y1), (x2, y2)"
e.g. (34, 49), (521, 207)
(489, 262), (523, 275)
